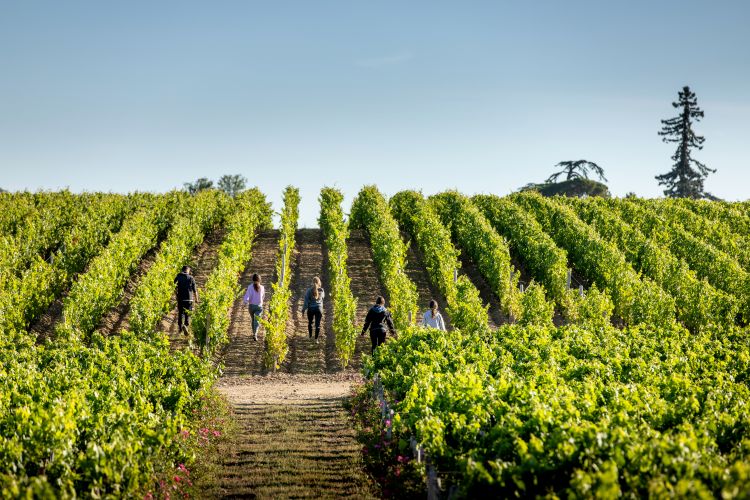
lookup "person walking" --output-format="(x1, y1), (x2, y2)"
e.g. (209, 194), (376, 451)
(243, 273), (265, 341)
(360, 296), (396, 354)
(174, 265), (198, 336)
(302, 276), (325, 343)
(422, 299), (446, 331)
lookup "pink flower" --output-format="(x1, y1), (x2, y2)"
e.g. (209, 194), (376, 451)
(212, 430), (221, 437)
(397, 455), (404, 463)
(144, 492), (154, 500)
(385, 419), (391, 426)
(395, 467), (401, 477)
(174, 475), (181, 482)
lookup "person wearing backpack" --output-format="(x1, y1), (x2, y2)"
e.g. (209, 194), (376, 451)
(243, 273), (265, 341)
(361, 296), (396, 354)
(422, 299), (446, 331)
(174, 265), (198, 335)
(302, 276), (325, 343)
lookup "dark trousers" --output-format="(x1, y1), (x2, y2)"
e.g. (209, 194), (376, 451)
(307, 307), (322, 338)
(370, 329), (386, 354)
(178, 300), (193, 329)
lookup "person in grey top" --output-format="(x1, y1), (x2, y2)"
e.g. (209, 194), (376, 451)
(302, 276), (325, 343)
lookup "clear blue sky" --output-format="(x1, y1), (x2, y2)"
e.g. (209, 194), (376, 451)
(1, 1), (748, 226)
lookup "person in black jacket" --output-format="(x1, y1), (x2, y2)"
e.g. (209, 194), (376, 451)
(360, 296), (395, 354)
(174, 265), (198, 335)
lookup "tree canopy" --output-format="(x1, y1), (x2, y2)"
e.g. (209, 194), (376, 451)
(546, 160), (607, 183)
(217, 174), (247, 197)
(183, 177), (214, 195)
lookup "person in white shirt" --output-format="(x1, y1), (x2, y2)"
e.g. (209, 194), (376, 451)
(422, 299), (446, 331)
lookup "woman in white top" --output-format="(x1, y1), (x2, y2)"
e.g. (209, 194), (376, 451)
(422, 299), (446, 331)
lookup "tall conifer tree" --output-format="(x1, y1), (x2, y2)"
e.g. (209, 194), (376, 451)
(655, 86), (714, 198)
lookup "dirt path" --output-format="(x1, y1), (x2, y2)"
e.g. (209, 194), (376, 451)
(209, 375), (376, 499)
(207, 229), (379, 498)
(404, 240), (452, 329)
(33, 242), (162, 341)
(218, 230), (280, 376)
(347, 230), (387, 362)
(457, 252), (505, 328)
(162, 228), (227, 350)
(283, 229), (328, 375)
(96, 247), (160, 335)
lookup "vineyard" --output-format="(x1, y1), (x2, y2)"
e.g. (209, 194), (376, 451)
(1, 187), (749, 497)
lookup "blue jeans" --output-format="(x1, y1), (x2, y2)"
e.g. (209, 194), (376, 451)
(249, 304), (263, 334)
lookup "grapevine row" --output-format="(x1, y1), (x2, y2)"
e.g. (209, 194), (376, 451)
(55, 194), (178, 340)
(0, 194), (133, 338)
(130, 190), (230, 337)
(609, 199), (750, 322)
(513, 192), (675, 327)
(472, 194), (569, 305)
(319, 187), (359, 367)
(679, 198), (750, 239)
(262, 186), (300, 369)
(390, 190), (488, 331)
(641, 198), (750, 270)
(366, 321), (750, 497)
(565, 197), (738, 331)
(193, 188), (273, 356)
(350, 186), (418, 330)
(430, 191), (521, 319)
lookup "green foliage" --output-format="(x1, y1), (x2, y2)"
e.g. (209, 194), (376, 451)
(656, 86), (714, 199)
(0, 194), (133, 337)
(367, 322), (750, 497)
(350, 186), (418, 330)
(473, 194), (568, 306)
(262, 186), (300, 369)
(184, 177), (214, 195)
(610, 198), (750, 322)
(390, 190), (488, 331)
(520, 178), (611, 198)
(642, 198), (750, 270)
(430, 191), (521, 318)
(56, 194), (179, 340)
(518, 282), (554, 327)
(0, 192), (237, 497)
(217, 174), (248, 198)
(193, 188), (273, 356)
(564, 285), (614, 329)
(130, 190), (230, 336)
(565, 197), (738, 331)
(319, 187), (358, 367)
(0, 331), (215, 497)
(513, 192), (675, 327)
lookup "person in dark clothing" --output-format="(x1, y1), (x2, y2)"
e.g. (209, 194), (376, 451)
(174, 265), (198, 335)
(360, 296), (396, 354)
(302, 276), (325, 343)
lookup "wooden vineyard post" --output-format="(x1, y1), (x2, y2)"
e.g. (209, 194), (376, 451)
(281, 239), (288, 284)
(453, 269), (458, 283)
(427, 460), (439, 500)
(579, 285), (584, 297)
(567, 269), (572, 290)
